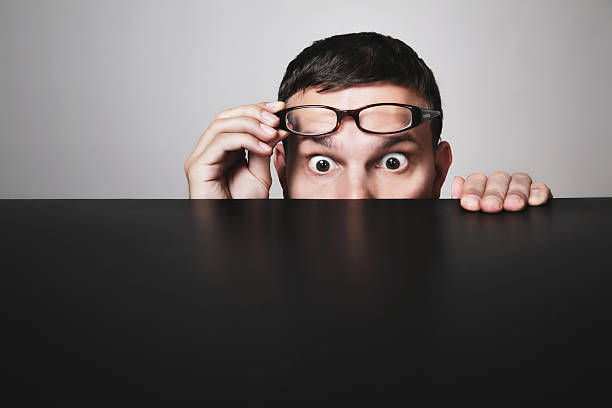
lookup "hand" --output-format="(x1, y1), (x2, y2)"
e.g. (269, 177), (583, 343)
(451, 172), (552, 212)
(184, 101), (288, 199)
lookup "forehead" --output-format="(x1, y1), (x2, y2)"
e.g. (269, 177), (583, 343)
(285, 81), (432, 153)
(286, 81), (428, 109)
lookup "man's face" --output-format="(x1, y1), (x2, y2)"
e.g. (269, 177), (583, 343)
(273, 81), (452, 199)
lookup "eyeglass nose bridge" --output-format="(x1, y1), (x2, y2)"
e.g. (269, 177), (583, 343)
(333, 108), (363, 131)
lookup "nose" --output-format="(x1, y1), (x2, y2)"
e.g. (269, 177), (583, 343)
(335, 169), (375, 199)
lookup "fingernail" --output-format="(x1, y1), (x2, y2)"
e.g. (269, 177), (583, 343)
(507, 194), (524, 207)
(265, 101), (284, 110)
(484, 195), (502, 209)
(260, 123), (276, 135)
(261, 110), (278, 123)
(464, 194), (480, 209)
(529, 189), (540, 204)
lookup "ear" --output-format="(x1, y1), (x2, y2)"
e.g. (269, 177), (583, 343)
(432, 141), (452, 198)
(273, 143), (289, 198)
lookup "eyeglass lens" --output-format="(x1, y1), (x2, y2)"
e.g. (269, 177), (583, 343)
(285, 105), (414, 136)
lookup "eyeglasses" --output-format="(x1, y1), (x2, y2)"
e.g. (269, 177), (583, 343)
(275, 103), (441, 137)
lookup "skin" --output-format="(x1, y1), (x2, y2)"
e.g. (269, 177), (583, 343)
(274, 82), (449, 199)
(184, 81), (552, 211)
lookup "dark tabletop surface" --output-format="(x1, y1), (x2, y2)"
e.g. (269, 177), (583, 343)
(1, 198), (612, 404)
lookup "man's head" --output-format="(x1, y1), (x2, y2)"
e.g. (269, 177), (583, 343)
(273, 32), (452, 198)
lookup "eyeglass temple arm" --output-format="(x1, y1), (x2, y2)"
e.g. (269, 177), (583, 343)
(420, 109), (441, 121)
(275, 110), (288, 130)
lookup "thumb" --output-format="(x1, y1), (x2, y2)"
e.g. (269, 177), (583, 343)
(451, 176), (464, 199)
(247, 149), (273, 190)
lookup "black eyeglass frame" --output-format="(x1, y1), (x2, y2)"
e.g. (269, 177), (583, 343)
(275, 102), (441, 137)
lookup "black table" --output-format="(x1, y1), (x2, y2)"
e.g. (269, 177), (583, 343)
(2, 198), (612, 404)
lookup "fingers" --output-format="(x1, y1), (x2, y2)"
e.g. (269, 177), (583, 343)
(454, 171), (552, 213)
(459, 172), (529, 212)
(503, 172), (532, 211)
(213, 101), (286, 148)
(206, 116), (279, 149)
(451, 176), (464, 199)
(247, 150), (273, 190)
(209, 101), (288, 189)
(184, 101), (289, 199)
(191, 101), (288, 158)
(481, 171), (511, 213)
(528, 182), (552, 206)
(459, 173), (487, 211)
(200, 132), (273, 167)
(215, 101), (285, 120)
(213, 104), (281, 141)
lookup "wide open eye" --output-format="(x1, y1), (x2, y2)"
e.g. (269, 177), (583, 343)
(308, 155), (337, 174)
(379, 153), (408, 171)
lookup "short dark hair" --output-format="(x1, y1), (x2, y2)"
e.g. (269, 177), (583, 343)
(277, 32), (443, 151)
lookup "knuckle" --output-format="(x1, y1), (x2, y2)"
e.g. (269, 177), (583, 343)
(215, 131), (233, 143)
(243, 117), (267, 135)
(212, 116), (259, 134)
(184, 161), (194, 178)
(214, 109), (230, 120)
(511, 172), (532, 183)
(255, 101), (268, 109)
(208, 117), (224, 132)
(246, 116), (261, 127)
(483, 188), (506, 200)
(256, 175), (272, 190)
(507, 190), (529, 201)
(467, 173), (487, 182)
(462, 187), (482, 196)
(489, 171), (509, 179)
(229, 131), (254, 146)
(249, 103), (266, 114)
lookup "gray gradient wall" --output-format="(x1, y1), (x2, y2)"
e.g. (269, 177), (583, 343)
(1, 0), (610, 199)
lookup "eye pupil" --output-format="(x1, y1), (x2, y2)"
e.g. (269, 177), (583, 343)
(386, 157), (400, 170)
(316, 160), (330, 172)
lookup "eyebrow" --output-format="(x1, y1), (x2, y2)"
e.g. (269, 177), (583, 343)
(302, 132), (418, 150)
(380, 133), (419, 149)
(303, 136), (337, 149)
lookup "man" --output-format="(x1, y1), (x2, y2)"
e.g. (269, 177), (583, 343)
(184, 32), (552, 212)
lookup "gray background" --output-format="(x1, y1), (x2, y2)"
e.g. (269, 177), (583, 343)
(1, 0), (610, 199)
